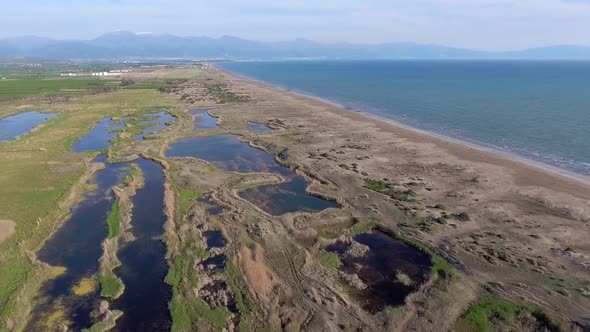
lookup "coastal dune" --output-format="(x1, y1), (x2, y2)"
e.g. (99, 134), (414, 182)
(173, 65), (590, 328)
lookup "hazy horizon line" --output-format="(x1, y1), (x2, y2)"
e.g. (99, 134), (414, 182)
(2, 31), (590, 53)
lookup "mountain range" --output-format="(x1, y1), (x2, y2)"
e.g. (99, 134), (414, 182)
(1, 31), (590, 60)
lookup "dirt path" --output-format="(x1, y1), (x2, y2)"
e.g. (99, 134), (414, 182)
(0, 219), (15, 244)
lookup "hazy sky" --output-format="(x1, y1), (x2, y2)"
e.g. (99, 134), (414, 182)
(3, 0), (590, 50)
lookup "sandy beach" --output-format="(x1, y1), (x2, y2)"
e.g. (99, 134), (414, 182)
(222, 66), (590, 199)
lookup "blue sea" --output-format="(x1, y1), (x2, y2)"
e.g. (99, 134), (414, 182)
(220, 60), (590, 177)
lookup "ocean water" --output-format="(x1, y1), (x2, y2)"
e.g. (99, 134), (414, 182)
(220, 60), (590, 177)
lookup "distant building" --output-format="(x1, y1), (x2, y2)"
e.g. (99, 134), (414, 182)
(60, 70), (130, 77)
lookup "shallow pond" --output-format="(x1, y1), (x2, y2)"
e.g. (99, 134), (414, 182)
(198, 196), (224, 216)
(190, 109), (219, 129)
(248, 122), (272, 133)
(166, 135), (337, 215)
(326, 230), (432, 313)
(0, 111), (57, 143)
(239, 177), (335, 215)
(112, 158), (172, 331)
(133, 110), (175, 141)
(73, 117), (124, 152)
(27, 156), (130, 331)
(200, 255), (227, 273)
(203, 230), (226, 249)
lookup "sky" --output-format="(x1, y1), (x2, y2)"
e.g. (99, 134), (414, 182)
(2, 0), (590, 50)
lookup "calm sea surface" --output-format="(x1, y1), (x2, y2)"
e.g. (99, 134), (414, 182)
(220, 60), (590, 177)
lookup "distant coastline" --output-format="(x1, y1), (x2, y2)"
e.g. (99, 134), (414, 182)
(216, 63), (590, 188)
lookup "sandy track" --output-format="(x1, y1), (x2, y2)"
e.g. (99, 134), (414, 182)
(0, 219), (15, 244)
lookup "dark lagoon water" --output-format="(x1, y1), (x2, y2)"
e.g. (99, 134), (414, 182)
(326, 230), (432, 313)
(0, 111), (56, 142)
(133, 110), (175, 141)
(221, 60), (590, 177)
(248, 122), (272, 133)
(203, 230), (226, 249)
(32, 118), (172, 330)
(27, 156), (130, 331)
(166, 134), (337, 215)
(112, 158), (171, 331)
(198, 195), (224, 216)
(200, 254), (227, 273)
(190, 109), (219, 129)
(73, 117), (124, 152)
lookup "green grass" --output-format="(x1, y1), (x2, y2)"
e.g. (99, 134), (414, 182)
(207, 163), (218, 172)
(106, 200), (121, 239)
(167, 246), (233, 332)
(456, 298), (562, 332)
(363, 178), (416, 202)
(318, 252), (342, 269)
(124, 81), (164, 90)
(169, 295), (231, 332)
(0, 78), (117, 98)
(224, 260), (255, 319)
(179, 189), (203, 216)
(97, 274), (124, 299)
(123, 164), (143, 187)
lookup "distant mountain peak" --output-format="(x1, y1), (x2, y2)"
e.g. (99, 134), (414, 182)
(1, 32), (589, 60)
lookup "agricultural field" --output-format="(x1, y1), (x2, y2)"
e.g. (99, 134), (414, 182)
(0, 78), (117, 98)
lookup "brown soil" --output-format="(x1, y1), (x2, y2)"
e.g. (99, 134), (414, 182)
(0, 220), (16, 244)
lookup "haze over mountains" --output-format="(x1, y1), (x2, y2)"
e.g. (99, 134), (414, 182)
(1, 31), (590, 60)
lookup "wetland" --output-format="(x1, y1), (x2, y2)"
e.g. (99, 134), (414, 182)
(1, 63), (586, 332)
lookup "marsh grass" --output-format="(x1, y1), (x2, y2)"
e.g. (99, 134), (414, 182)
(363, 178), (416, 202)
(97, 275), (124, 299)
(0, 87), (180, 328)
(178, 189), (202, 216)
(318, 252), (342, 269)
(106, 200), (121, 239)
(455, 298), (563, 332)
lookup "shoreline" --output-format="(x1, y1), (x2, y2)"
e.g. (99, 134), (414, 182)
(216, 64), (590, 199)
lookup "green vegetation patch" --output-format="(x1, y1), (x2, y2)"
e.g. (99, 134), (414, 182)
(202, 82), (250, 104)
(456, 298), (562, 332)
(0, 78), (116, 98)
(124, 164), (144, 187)
(318, 252), (342, 269)
(363, 178), (416, 201)
(97, 274), (124, 299)
(179, 189), (203, 216)
(167, 245), (232, 331)
(106, 200), (122, 239)
(122, 79), (164, 90)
